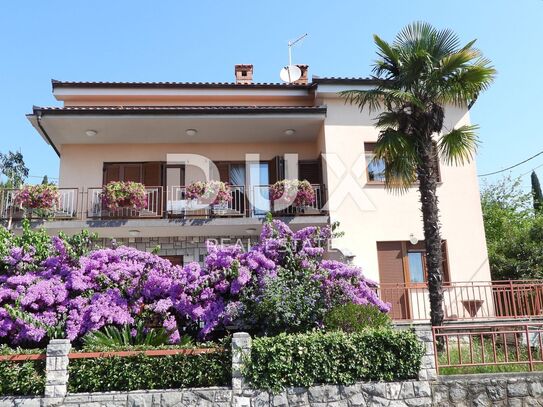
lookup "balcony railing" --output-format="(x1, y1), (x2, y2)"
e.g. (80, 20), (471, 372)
(0, 184), (326, 221)
(166, 185), (246, 217)
(377, 280), (543, 322)
(0, 188), (78, 220)
(87, 187), (163, 219)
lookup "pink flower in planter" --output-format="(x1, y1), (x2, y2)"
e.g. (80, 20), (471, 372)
(270, 179), (316, 207)
(13, 184), (60, 210)
(186, 180), (232, 205)
(101, 181), (148, 211)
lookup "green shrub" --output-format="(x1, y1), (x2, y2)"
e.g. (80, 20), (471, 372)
(244, 329), (423, 392)
(244, 266), (325, 335)
(82, 322), (181, 349)
(324, 303), (392, 333)
(68, 342), (231, 392)
(0, 346), (45, 396)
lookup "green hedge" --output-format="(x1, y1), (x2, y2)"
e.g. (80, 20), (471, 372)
(244, 329), (424, 392)
(68, 345), (231, 393)
(0, 347), (45, 396)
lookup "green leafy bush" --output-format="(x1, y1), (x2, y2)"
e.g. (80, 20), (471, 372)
(68, 342), (231, 392)
(244, 330), (423, 392)
(82, 322), (179, 348)
(0, 346), (45, 396)
(324, 303), (392, 333)
(245, 266), (324, 335)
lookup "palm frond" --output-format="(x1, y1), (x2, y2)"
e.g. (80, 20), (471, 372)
(339, 89), (384, 112)
(438, 125), (480, 165)
(374, 129), (419, 192)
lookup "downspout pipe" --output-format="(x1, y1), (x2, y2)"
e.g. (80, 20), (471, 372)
(35, 112), (60, 157)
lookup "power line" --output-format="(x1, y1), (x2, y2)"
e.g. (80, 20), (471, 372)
(478, 149), (543, 177)
(519, 162), (543, 178)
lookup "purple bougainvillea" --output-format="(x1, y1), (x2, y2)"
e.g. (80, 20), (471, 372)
(0, 219), (388, 346)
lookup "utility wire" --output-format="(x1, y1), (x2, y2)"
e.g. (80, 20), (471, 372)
(478, 149), (543, 177)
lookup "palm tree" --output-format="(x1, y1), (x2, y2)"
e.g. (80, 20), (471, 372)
(341, 22), (495, 327)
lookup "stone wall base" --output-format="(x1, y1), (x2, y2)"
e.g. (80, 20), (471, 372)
(2, 372), (543, 407)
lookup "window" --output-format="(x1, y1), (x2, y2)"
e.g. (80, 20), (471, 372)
(365, 143), (386, 182)
(364, 142), (441, 183)
(407, 251), (426, 283)
(377, 240), (449, 286)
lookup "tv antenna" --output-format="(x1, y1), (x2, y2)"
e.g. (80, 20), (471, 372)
(280, 33), (308, 83)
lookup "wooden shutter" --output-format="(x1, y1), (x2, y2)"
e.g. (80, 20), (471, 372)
(103, 164), (121, 184)
(123, 164), (142, 183)
(377, 241), (410, 319)
(161, 255), (183, 267)
(298, 160), (321, 184)
(215, 162), (230, 183)
(143, 162), (162, 186)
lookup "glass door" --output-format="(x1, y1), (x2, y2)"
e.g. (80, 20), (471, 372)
(249, 162), (270, 216)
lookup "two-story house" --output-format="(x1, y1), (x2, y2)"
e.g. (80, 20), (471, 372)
(13, 64), (492, 320)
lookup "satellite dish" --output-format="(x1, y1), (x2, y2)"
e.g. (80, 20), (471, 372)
(280, 65), (302, 83)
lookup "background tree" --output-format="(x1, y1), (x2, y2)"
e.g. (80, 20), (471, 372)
(341, 22), (495, 327)
(532, 171), (543, 214)
(481, 176), (543, 280)
(0, 151), (29, 188)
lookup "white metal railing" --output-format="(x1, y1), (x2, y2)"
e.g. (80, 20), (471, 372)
(252, 184), (324, 216)
(0, 188), (78, 220)
(166, 185), (245, 217)
(87, 186), (163, 218)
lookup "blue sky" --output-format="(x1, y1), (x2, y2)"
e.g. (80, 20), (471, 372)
(0, 0), (541, 189)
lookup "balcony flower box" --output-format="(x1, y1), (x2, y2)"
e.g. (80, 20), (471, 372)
(186, 181), (232, 210)
(101, 181), (148, 212)
(270, 179), (316, 208)
(13, 184), (60, 214)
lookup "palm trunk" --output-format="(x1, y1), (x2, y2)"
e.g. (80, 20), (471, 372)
(417, 139), (444, 327)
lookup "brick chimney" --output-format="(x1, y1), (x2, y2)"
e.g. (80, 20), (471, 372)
(293, 64), (309, 84)
(235, 64), (253, 84)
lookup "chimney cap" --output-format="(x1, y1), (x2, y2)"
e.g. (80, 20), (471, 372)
(235, 64), (254, 84)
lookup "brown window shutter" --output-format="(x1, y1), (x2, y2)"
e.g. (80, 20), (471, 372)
(214, 162), (230, 183)
(377, 242), (406, 285)
(103, 164), (121, 184)
(122, 164), (142, 183)
(161, 255), (184, 267)
(143, 162), (162, 186)
(377, 241), (410, 320)
(298, 160), (321, 184)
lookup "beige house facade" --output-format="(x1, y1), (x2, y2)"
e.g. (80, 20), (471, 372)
(13, 65), (491, 319)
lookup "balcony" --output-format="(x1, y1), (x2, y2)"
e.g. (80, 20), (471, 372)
(377, 280), (543, 322)
(0, 184), (327, 222)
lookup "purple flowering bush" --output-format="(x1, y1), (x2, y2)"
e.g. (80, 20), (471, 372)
(0, 218), (388, 347)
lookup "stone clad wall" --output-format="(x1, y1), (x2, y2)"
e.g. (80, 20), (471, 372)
(2, 328), (543, 406)
(3, 374), (543, 407)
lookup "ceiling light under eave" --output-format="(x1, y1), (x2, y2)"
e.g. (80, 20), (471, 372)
(85, 130), (98, 137)
(128, 230), (141, 237)
(284, 129), (296, 136)
(186, 129), (198, 136)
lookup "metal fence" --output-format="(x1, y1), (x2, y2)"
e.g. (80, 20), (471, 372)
(377, 280), (543, 322)
(433, 322), (543, 373)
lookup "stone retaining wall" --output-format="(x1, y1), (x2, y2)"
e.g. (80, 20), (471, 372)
(3, 374), (543, 406)
(2, 329), (543, 406)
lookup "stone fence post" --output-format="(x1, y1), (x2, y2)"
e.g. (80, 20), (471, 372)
(231, 332), (252, 406)
(412, 325), (437, 381)
(45, 339), (71, 402)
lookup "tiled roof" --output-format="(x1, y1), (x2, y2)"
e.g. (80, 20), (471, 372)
(51, 80), (314, 90)
(312, 77), (381, 84)
(32, 105), (327, 115)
